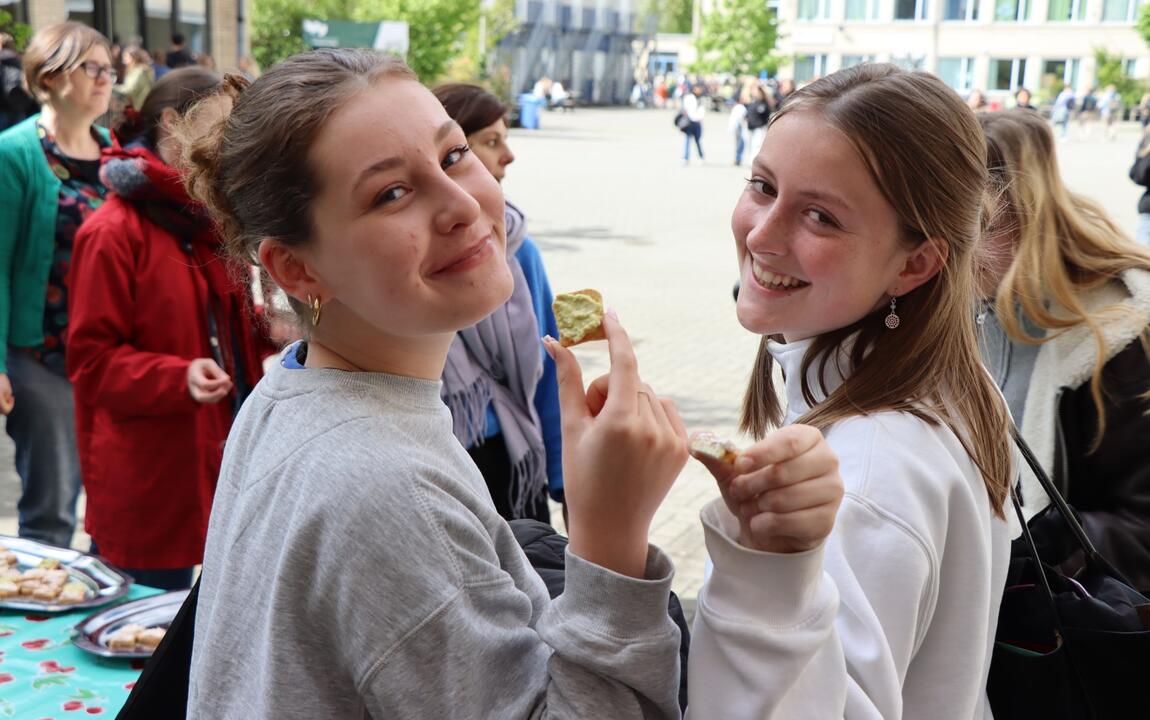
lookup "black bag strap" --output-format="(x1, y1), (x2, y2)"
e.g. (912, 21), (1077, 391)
(1010, 427), (1101, 562)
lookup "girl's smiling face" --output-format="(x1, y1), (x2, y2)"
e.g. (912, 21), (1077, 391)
(732, 110), (934, 342)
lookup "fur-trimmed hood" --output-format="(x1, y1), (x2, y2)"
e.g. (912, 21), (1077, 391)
(1019, 268), (1150, 514)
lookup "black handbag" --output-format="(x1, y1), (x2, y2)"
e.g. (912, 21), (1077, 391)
(115, 578), (199, 719)
(674, 111), (691, 132)
(986, 429), (1150, 719)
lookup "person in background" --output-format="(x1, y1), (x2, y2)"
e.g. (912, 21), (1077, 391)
(681, 82), (705, 165)
(113, 45), (153, 110)
(432, 83), (564, 523)
(150, 48), (170, 79)
(728, 89), (748, 166)
(1078, 86), (1099, 138)
(165, 33), (193, 69)
(1130, 123), (1150, 246)
(745, 83), (772, 159)
(687, 64), (1014, 717)
(967, 88), (988, 111)
(1014, 87), (1036, 111)
(0, 22), (115, 549)
(197, 53), (215, 71)
(1100, 84), (1121, 142)
(549, 78), (569, 110)
(1, 32), (37, 132)
(1052, 83), (1075, 139)
(980, 109), (1150, 592)
(237, 55), (261, 80)
(67, 68), (275, 590)
(184, 48), (686, 718)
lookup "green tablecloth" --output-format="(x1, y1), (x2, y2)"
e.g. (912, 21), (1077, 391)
(0, 585), (162, 718)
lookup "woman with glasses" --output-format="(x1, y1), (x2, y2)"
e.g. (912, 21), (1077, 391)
(0, 22), (116, 549)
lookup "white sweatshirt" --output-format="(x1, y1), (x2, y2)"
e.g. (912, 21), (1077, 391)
(688, 338), (1013, 719)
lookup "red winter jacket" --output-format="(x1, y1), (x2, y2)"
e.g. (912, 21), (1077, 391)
(66, 145), (275, 569)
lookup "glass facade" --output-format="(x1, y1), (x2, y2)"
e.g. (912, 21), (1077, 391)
(1047, 0), (1086, 21)
(937, 57), (975, 91)
(994, 0), (1030, 21)
(944, 0), (979, 20)
(990, 58), (1027, 91)
(845, 0), (881, 20)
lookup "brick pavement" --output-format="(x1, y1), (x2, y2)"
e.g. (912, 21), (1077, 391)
(0, 107), (1143, 608)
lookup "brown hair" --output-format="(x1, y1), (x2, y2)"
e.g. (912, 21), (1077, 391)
(123, 45), (150, 66)
(741, 63), (1013, 515)
(22, 22), (111, 103)
(116, 66), (221, 147)
(979, 109), (1150, 448)
(432, 83), (508, 136)
(183, 48), (416, 323)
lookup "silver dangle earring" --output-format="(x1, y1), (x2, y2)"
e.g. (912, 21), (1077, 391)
(884, 296), (900, 330)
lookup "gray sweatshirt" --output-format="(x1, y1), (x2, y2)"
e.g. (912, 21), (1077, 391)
(187, 358), (681, 719)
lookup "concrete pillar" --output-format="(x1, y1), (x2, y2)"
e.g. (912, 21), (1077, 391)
(210, 0), (239, 71)
(29, 0), (67, 30)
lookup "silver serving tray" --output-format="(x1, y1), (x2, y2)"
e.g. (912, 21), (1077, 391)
(72, 589), (188, 659)
(0, 534), (133, 612)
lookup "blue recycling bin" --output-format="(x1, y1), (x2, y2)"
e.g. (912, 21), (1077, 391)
(518, 94), (544, 129)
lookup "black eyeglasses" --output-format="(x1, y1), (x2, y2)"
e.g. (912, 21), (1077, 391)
(76, 61), (117, 82)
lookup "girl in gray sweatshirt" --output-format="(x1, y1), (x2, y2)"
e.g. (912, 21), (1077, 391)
(182, 49), (688, 719)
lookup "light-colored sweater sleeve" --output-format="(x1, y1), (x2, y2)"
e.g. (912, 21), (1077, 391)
(360, 478), (682, 720)
(687, 493), (934, 720)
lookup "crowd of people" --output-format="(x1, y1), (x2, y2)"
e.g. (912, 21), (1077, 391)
(1, 19), (1149, 718)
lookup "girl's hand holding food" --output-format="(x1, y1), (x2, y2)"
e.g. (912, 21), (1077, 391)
(545, 312), (689, 578)
(692, 425), (843, 554)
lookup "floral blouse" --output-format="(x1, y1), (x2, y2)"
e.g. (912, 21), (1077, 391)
(36, 122), (109, 373)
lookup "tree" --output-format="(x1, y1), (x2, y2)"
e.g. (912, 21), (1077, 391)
(443, 0), (519, 83)
(693, 0), (779, 77)
(0, 9), (31, 51)
(652, 0), (695, 34)
(1137, 3), (1150, 51)
(250, 0), (481, 83)
(1094, 48), (1145, 109)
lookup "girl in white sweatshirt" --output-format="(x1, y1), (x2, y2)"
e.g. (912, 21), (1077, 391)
(687, 63), (1016, 718)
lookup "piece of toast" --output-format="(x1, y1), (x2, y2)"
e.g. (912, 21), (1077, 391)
(552, 289), (606, 347)
(689, 433), (741, 465)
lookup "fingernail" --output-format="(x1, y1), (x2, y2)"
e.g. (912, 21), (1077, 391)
(541, 336), (557, 359)
(735, 456), (754, 473)
(606, 307), (619, 321)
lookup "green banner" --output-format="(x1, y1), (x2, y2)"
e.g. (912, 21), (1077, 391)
(301, 19), (409, 55)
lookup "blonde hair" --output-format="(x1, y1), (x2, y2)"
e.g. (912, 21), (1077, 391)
(979, 109), (1150, 449)
(741, 64), (1013, 516)
(21, 22), (111, 103)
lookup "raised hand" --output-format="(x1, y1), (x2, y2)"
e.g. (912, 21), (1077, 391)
(692, 425), (843, 554)
(545, 313), (689, 578)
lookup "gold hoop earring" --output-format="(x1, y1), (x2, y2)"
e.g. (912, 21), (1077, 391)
(309, 295), (323, 327)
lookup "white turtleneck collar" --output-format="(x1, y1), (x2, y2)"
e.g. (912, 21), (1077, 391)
(766, 336), (854, 425)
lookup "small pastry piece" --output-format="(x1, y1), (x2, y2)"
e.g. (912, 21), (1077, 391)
(136, 627), (167, 649)
(44, 569), (69, 587)
(0, 551), (17, 566)
(552, 289), (607, 347)
(689, 432), (741, 465)
(106, 624), (145, 650)
(18, 582), (37, 596)
(0, 567), (21, 582)
(32, 584), (60, 601)
(20, 568), (47, 581)
(58, 581), (88, 604)
(0, 580), (18, 598)
(37, 558), (61, 570)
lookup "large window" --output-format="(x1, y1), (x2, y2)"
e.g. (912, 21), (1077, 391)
(145, 0), (172, 55)
(1102, 0), (1139, 21)
(846, 0), (881, 20)
(1042, 59), (1079, 90)
(66, 0), (96, 29)
(1047, 0), (1086, 21)
(895, 0), (930, 20)
(794, 54), (829, 84)
(995, 0), (1030, 20)
(892, 54), (926, 70)
(797, 0), (832, 20)
(990, 58), (1027, 91)
(110, 1), (141, 45)
(181, 0), (209, 54)
(937, 57), (975, 92)
(945, 0), (979, 20)
(842, 54), (877, 67)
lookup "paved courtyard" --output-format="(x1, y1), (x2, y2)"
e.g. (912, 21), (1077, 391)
(0, 105), (1143, 608)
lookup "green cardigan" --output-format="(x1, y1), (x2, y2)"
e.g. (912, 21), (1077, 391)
(0, 115), (112, 374)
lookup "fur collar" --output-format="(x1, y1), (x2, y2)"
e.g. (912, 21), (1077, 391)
(1019, 268), (1150, 515)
